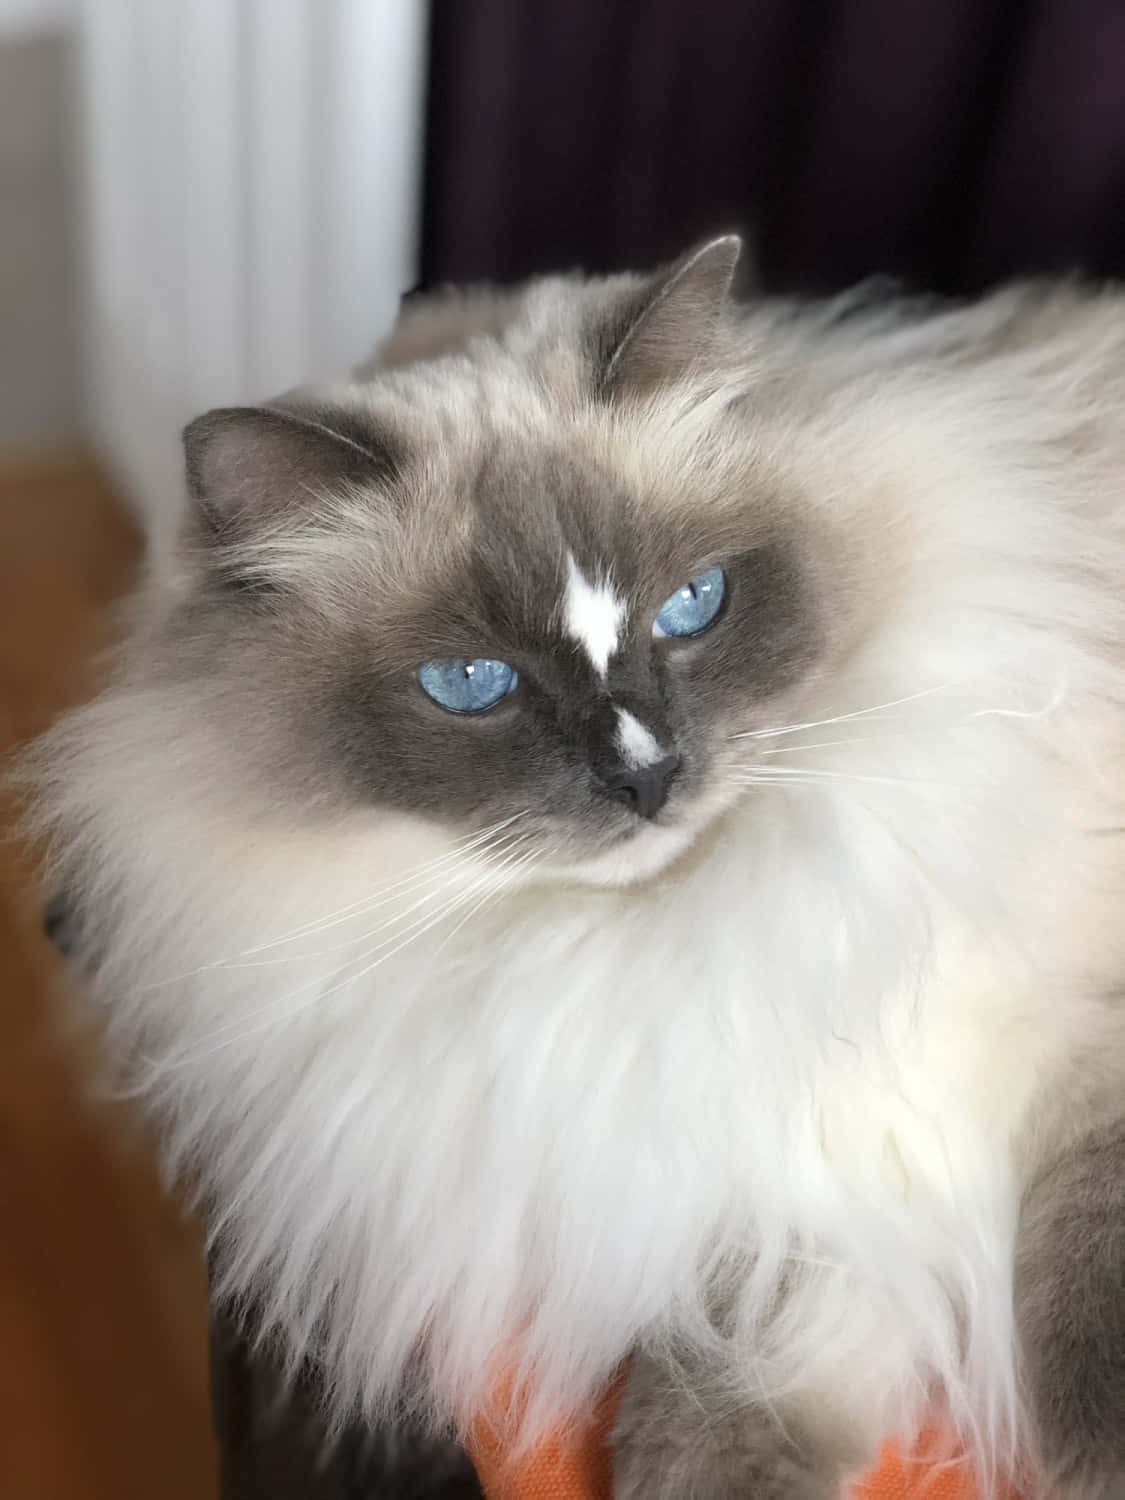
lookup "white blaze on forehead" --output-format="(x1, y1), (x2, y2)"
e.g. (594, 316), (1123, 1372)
(615, 708), (665, 769)
(563, 551), (625, 679)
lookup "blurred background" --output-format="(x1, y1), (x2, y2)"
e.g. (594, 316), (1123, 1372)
(1, 2), (1123, 1496)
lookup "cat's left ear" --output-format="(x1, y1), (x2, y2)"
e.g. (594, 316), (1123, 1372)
(182, 402), (397, 543)
(604, 234), (742, 397)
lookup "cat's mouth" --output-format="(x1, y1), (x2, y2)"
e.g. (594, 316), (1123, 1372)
(539, 776), (741, 888)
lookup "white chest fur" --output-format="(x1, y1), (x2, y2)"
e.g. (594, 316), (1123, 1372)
(172, 787), (1084, 1454)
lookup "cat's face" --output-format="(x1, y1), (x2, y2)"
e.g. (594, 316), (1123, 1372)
(173, 239), (830, 884)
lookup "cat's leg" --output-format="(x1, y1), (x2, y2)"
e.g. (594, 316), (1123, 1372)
(610, 1350), (857, 1500)
(1014, 1118), (1125, 1500)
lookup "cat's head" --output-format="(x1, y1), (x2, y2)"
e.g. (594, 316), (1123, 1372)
(171, 237), (842, 885)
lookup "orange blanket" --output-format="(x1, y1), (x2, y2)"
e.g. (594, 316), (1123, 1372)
(468, 1377), (1014, 1500)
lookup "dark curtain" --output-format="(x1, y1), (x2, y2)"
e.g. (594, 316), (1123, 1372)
(422, 0), (1125, 294)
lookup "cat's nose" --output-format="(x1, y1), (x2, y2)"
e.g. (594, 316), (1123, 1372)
(601, 755), (682, 819)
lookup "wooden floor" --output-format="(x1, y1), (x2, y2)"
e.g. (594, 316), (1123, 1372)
(0, 457), (217, 1500)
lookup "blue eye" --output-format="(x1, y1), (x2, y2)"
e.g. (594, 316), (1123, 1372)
(652, 567), (726, 638)
(417, 658), (518, 713)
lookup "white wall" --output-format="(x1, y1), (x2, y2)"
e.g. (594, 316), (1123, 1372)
(0, 0), (74, 38)
(77, 0), (428, 533)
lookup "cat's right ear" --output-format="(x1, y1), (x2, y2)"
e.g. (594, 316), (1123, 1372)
(183, 404), (397, 542)
(602, 235), (742, 398)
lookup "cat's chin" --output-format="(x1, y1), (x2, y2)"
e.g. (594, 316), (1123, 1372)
(559, 823), (699, 887)
(549, 784), (739, 888)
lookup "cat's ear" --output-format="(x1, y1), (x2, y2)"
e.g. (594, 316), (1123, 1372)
(604, 234), (742, 396)
(183, 404), (397, 540)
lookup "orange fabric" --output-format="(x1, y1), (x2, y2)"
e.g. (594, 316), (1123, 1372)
(849, 1430), (1017, 1500)
(468, 1379), (1018, 1500)
(468, 1370), (626, 1500)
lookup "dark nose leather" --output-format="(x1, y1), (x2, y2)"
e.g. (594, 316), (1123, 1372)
(601, 754), (681, 819)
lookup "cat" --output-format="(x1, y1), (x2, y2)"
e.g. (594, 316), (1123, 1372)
(21, 237), (1125, 1498)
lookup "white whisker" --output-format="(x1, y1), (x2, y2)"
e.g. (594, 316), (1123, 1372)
(276, 836), (537, 1015)
(729, 682), (955, 743)
(758, 735), (887, 757)
(143, 812), (528, 987)
(972, 682), (1066, 721)
(214, 825), (531, 969)
(235, 812), (529, 952)
(143, 834), (538, 1073)
(732, 765), (945, 790)
(430, 845), (542, 960)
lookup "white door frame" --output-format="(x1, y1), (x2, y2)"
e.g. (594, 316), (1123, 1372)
(77, 0), (429, 534)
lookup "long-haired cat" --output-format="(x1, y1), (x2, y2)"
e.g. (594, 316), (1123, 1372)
(22, 238), (1125, 1497)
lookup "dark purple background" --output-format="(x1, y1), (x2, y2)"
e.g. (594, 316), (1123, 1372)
(421, 0), (1125, 293)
